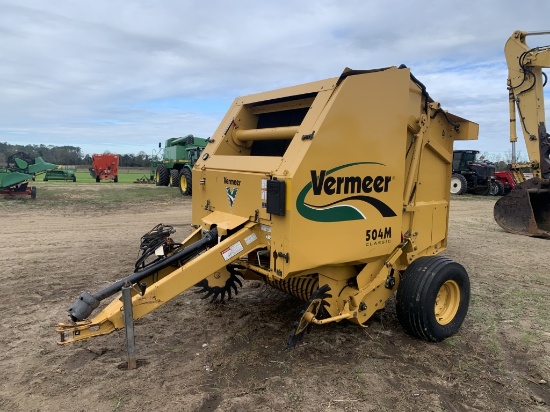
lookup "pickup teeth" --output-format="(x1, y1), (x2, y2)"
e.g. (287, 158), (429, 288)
(194, 264), (244, 303)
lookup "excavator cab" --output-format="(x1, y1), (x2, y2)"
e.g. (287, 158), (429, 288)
(493, 30), (550, 239)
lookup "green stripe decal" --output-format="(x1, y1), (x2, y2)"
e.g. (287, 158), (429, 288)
(296, 162), (397, 222)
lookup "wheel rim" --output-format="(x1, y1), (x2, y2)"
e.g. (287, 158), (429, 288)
(180, 175), (188, 191)
(434, 280), (460, 325)
(450, 178), (462, 194)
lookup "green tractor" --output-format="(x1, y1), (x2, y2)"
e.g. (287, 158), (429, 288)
(153, 135), (208, 196)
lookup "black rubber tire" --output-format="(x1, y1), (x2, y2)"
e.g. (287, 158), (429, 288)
(30, 186), (37, 199)
(450, 174), (467, 195)
(494, 180), (505, 196)
(72, 175), (76, 182)
(484, 181), (497, 196)
(155, 164), (169, 186)
(169, 169), (180, 187)
(113, 176), (118, 183)
(396, 256), (470, 342)
(179, 168), (192, 196)
(96, 176), (100, 183)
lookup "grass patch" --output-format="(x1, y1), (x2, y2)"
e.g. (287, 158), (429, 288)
(0, 182), (186, 211)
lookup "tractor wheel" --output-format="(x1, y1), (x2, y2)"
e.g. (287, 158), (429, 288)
(169, 169), (180, 187)
(493, 180), (505, 196)
(396, 256), (470, 342)
(30, 186), (37, 199)
(179, 168), (192, 196)
(450, 174), (467, 195)
(485, 181), (499, 196)
(155, 164), (169, 186)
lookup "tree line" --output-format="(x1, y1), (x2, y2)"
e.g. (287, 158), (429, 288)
(0, 141), (529, 171)
(0, 142), (153, 167)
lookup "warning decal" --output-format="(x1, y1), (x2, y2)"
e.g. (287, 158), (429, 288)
(244, 233), (257, 245)
(221, 241), (244, 261)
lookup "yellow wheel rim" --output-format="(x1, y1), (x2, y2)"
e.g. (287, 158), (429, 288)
(435, 280), (460, 325)
(180, 175), (188, 191)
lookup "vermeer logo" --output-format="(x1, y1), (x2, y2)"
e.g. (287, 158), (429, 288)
(296, 162), (397, 222)
(226, 187), (238, 207)
(224, 177), (241, 186)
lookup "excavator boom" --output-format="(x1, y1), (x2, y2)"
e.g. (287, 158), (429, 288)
(494, 30), (550, 238)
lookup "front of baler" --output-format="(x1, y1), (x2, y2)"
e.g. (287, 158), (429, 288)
(58, 66), (478, 348)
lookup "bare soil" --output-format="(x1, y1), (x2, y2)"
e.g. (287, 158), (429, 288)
(0, 183), (548, 412)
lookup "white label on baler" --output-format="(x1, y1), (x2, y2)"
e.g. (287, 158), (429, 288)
(221, 241), (244, 261)
(244, 233), (257, 245)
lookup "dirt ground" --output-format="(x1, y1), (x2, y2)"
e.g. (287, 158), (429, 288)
(0, 183), (548, 412)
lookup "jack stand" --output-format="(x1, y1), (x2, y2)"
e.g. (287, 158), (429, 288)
(122, 282), (137, 370)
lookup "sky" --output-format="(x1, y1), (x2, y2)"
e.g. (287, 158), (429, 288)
(1, 0), (550, 159)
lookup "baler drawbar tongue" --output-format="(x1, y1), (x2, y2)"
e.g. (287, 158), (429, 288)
(494, 178), (550, 239)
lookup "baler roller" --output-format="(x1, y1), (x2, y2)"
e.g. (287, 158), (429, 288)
(263, 274), (319, 302)
(234, 126), (299, 142)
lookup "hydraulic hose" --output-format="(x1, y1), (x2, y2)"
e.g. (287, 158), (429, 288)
(67, 227), (218, 321)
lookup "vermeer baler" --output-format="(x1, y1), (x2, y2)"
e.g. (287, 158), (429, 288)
(58, 66), (478, 348)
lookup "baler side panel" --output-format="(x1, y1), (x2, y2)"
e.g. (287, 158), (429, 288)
(282, 69), (410, 274)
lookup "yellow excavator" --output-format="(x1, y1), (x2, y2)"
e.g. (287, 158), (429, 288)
(494, 30), (550, 238)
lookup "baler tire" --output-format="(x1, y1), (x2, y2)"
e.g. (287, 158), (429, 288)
(450, 174), (467, 195)
(155, 164), (169, 186)
(179, 168), (192, 196)
(169, 169), (179, 187)
(396, 256), (470, 342)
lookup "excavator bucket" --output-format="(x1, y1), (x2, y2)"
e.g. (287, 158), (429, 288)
(494, 178), (550, 239)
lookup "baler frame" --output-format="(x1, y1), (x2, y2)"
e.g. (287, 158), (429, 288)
(58, 66), (478, 349)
